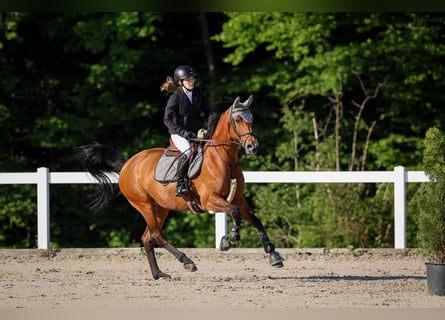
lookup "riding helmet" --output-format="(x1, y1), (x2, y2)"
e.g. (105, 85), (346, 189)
(174, 65), (197, 82)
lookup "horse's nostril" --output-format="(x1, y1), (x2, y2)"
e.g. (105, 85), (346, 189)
(246, 144), (258, 154)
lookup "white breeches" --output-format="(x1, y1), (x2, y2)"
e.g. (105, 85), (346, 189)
(171, 134), (192, 157)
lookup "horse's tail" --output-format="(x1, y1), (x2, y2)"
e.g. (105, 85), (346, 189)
(75, 142), (127, 212)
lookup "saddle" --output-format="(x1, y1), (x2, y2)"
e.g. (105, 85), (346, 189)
(154, 139), (203, 183)
(154, 140), (205, 213)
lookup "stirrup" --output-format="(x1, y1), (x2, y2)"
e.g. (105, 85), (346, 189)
(176, 182), (188, 197)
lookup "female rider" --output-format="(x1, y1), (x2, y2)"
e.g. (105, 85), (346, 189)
(161, 65), (218, 197)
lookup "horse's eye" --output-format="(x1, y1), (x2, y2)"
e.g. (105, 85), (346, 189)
(235, 118), (241, 124)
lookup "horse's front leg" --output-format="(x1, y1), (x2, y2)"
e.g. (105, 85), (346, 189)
(248, 210), (284, 267)
(233, 195), (284, 268)
(220, 206), (241, 251)
(219, 206), (284, 267)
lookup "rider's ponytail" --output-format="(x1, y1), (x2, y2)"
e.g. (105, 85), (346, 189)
(160, 76), (179, 93)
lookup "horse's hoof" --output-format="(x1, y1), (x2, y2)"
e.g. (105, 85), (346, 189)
(153, 271), (172, 280)
(269, 252), (284, 268)
(220, 236), (232, 251)
(184, 262), (198, 272)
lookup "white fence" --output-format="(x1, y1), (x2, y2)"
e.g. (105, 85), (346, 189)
(0, 166), (430, 250)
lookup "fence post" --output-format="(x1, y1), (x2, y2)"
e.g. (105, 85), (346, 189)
(215, 212), (227, 249)
(394, 166), (406, 249)
(37, 167), (50, 250)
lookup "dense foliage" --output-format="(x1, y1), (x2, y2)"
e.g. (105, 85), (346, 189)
(1, 12), (445, 249)
(416, 128), (445, 263)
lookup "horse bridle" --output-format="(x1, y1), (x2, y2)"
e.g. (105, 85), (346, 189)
(229, 106), (256, 147)
(191, 105), (256, 169)
(196, 107), (256, 146)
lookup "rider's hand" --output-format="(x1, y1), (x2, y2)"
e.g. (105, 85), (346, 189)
(197, 129), (207, 139)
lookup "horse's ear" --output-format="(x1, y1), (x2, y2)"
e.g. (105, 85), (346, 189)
(245, 95), (253, 107)
(233, 97), (241, 108)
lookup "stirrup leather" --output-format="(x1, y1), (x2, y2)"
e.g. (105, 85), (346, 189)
(176, 179), (188, 197)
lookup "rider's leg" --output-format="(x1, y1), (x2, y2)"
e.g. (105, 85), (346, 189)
(175, 153), (189, 197)
(171, 134), (192, 197)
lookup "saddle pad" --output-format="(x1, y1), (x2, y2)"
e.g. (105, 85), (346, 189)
(154, 147), (203, 183)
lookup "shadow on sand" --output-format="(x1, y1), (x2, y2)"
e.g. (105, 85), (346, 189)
(268, 275), (426, 281)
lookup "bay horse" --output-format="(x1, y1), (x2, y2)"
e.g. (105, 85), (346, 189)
(76, 95), (284, 279)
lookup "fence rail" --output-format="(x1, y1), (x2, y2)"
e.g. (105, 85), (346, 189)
(0, 166), (430, 250)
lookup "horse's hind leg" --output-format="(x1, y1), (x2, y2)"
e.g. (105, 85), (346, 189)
(128, 201), (171, 279)
(141, 227), (171, 279)
(155, 237), (198, 272)
(145, 231), (197, 273)
(134, 201), (197, 278)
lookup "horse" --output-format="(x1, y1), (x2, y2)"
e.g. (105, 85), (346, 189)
(76, 95), (284, 279)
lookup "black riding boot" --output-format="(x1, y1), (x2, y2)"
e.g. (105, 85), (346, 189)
(176, 154), (190, 197)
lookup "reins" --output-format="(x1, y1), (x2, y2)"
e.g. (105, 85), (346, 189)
(190, 138), (238, 145)
(188, 138), (239, 170)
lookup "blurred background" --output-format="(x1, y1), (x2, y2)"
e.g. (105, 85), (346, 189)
(1, 12), (444, 249)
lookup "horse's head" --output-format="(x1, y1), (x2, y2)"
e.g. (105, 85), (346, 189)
(229, 95), (259, 155)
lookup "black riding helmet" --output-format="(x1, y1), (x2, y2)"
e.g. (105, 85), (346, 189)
(174, 65), (197, 82)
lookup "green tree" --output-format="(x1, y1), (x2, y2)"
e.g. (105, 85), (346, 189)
(215, 12), (445, 248)
(0, 12), (227, 248)
(2, 12), (445, 248)
(215, 13), (445, 169)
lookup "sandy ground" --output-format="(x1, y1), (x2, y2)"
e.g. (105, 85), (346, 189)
(0, 248), (444, 310)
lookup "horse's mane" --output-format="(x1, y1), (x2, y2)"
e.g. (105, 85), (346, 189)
(213, 96), (234, 114)
(207, 96), (234, 134)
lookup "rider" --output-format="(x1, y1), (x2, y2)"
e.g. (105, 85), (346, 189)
(161, 65), (218, 197)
